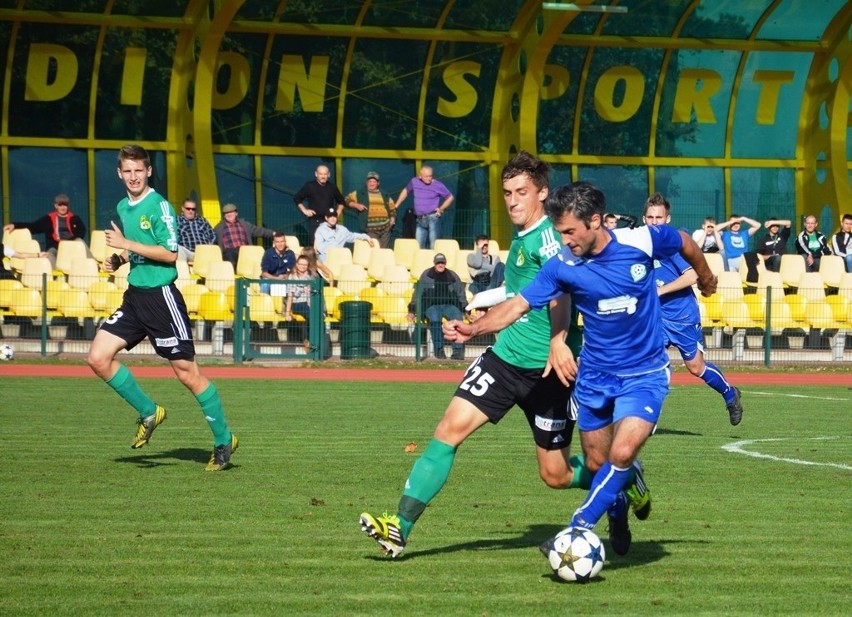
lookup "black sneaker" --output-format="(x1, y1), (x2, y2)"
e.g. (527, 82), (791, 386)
(205, 434), (239, 471)
(450, 348), (465, 360)
(434, 349), (446, 359)
(607, 494), (632, 556)
(726, 387), (743, 426)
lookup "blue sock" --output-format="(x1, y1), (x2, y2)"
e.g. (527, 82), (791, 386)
(700, 362), (734, 403)
(570, 461), (633, 529)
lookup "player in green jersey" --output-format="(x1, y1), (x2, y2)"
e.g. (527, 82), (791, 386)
(360, 152), (604, 558)
(86, 144), (238, 471)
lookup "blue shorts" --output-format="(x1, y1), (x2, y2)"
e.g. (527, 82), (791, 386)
(572, 365), (671, 432)
(662, 319), (704, 362)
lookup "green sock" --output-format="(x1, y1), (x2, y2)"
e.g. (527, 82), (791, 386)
(568, 454), (593, 489)
(197, 383), (231, 446)
(397, 439), (457, 539)
(105, 364), (156, 418)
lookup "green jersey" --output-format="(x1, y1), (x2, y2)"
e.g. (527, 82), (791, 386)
(117, 188), (178, 289)
(492, 216), (582, 369)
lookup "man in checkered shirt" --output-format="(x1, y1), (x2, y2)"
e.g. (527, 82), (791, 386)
(177, 198), (216, 261)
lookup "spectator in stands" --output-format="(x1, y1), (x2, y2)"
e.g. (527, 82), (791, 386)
(284, 255), (314, 344)
(795, 214), (832, 272)
(343, 171), (396, 248)
(830, 213), (852, 272)
(467, 234), (503, 295)
(408, 252), (467, 360)
(300, 246), (334, 283)
(177, 198), (216, 262)
(213, 203), (275, 267)
(6, 193), (87, 267)
(260, 231), (296, 293)
(754, 217), (792, 272)
(313, 208), (374, 263)
(394, 165), (454, 249)
(603, 213), (618, 229)
(294, 164), (346, 242)
(692, 217), (724, 254)
(717, 214), (760, 272)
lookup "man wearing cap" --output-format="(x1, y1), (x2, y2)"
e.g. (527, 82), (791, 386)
(213, 203), (275, 267)
(313, 208), (375, 263)
(177, 198), (217, 262)
(343, 171), (397, 248)
(408, 252), (467, 359)
(394, 165), (454, 249)
(6, 192), (88, 267)
(294, 165), (346, 243)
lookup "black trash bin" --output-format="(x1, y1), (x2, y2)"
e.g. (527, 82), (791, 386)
(339, 300), (372, 359)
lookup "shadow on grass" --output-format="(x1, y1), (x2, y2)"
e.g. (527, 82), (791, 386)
(368, 523), (701, 573)
(114, 447), (211, 468)
(655, 428), (703, 436)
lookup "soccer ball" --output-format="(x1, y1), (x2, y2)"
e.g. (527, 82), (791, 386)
(546, 527), (605, 582)
(0, 344), (14, 361)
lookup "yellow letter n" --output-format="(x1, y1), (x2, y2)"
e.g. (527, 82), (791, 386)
(276, 55), (329, 112)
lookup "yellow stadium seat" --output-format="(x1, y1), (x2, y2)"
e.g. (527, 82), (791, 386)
(197, 291), (233, 322)
(0, 279), (24, 309)
(285, 235), (301, 253)
(88, 280), (119, 315)
(21, 257), (53, 290)
(698, 293), (723, 324)
(89, 230), (107, 264)
(323, 286), (344, 321)
(54, 239), (88, 277)
(57, 289), (96, 319)
(373, 295), (410, 329)
(9, 239), (43, 272)
(191, 244), (223, 279)
(180, 282), (209, 318)
(325, 246), (353, 281)
(352, 239), (374, 268)
(67, 257), (100, 290)
(236, 245), (264, 279)
(205, 260), (236, 293)
(409, 249), (436, 279)
(454, 250), (473, 283)
(45, 279), (71, 310)
(756, 271), (784, 302)
(337, 264), (371, 296)
(784, 294), (807, 323)
(838, 272), (852, 300)
(817, 254), (845, 288)
(248, 292), (280, 327)
(703, 252), (725, 278)
(795, 272), (827, 304)
(175, 259), (192, 289)
(779, 254), (806, 288)
(826, 295), (849, 324)
(804, 300), (847, 330)
(7, 228), (33, 252)
(486, 239), (501, 254)
(366, 248), (395, 281)
(433, 239), (460, 264)
(392, 238), (418, 271)
(721, 300), (762, 330)
(716, 271), (745, 302)
(8, 288), (44, 318)
(378, 264), (413, 297)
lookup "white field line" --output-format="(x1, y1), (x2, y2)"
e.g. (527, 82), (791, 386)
(722, 437), (852, 471)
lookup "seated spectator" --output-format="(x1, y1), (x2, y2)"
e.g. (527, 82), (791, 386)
(692, 217), (724, 254)
(467, 234), (504, 295)
(343, 171), (396, 248)
(5, 193), (87, 268)
(408, 253), (467, 360)
(213, 203), (275, 267)
(603, 213), (618, 230)
(1, 236), (48, 278)
(177, 198), (216, 261)
(285, 255), (315, 346)
(796, 215), (831, 272)
(260, 231), (296, 293)
(313, 208), (374, 263)
(717, 215), (760, 271)
(830, 212), (852, 272)
(754, 217), (792, 272)
(300, 246), (334, 283)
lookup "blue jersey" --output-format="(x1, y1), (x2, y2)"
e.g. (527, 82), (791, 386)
(721, 229), (750, 259)
(654, 252), (700, 324)
(520, 225), (683, 376)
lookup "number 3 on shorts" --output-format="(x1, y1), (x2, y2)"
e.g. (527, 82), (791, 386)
(459, 365), (495, 397)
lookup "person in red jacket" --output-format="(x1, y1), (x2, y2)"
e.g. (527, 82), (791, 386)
(5, 193), (87, 266)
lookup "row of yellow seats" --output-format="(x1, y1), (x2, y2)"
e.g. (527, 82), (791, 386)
(700, 291), (851, 332)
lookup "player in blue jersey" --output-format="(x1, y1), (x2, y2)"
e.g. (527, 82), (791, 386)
(643, 193), (743, 425)
(444, 181), (716, 557)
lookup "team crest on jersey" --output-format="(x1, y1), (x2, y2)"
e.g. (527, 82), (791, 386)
(630, 263), (647, 281)
(516, 249), (525, 267)
(653, 259), (662, 269)
(139, 215), (151, 230)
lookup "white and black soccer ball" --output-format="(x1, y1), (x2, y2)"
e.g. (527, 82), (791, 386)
(547, 526), (605, 582)
(0, 344), (14, 361)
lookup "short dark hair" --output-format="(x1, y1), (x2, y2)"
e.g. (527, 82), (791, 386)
(118, 144), (150, 168)
(644, 192), (671, 215)
(502, 150), (551, 192)
(544, 181), (606, 228)
(474, 234), (489, 243)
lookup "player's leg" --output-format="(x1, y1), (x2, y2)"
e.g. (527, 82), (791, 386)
(674, 322), (742, 425)
(88, 300), (165, 448)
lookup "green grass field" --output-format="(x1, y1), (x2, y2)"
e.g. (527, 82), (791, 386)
(1, 376), (850, 616)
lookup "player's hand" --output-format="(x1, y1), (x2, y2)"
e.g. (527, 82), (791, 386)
(104, 221), (127, 250)
(543, 339), (578, 387)
(697, 272), (717, 297)
(443, 319), (474, 344)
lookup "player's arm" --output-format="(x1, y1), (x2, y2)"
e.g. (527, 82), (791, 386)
(657, 267), (697, 296)
(543, 293), (578, 386)
(443, 295), (530, 344)
(105, 220), (177, 264)
(677, 230), (715, 296)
